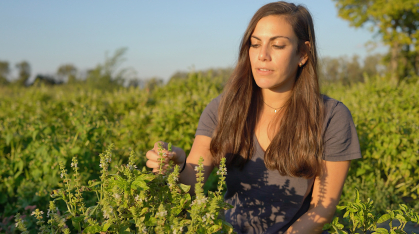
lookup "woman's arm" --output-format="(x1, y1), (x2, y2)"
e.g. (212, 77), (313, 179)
(285, 160), (351, 234)
(178, 135), (214, 195)
(146, 135), (214, 195)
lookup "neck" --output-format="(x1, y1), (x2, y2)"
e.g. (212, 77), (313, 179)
(261, 88), (292, 110)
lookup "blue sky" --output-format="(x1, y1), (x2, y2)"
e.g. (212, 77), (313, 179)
(0, 0), (386, 82)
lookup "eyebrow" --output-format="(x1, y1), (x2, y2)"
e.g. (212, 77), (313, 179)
(251, 35), (290, 41)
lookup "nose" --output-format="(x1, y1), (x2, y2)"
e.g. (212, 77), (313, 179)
(258, 45), (271, 61)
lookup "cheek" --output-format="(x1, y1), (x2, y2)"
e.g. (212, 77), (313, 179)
(248, 51), (257, 67)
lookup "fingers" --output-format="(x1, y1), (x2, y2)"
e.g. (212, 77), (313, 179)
(152, 141), (174, 160)
(146, 142), (175, 173)
(147, 160), (171, 174)
(153, 141), (168, 151)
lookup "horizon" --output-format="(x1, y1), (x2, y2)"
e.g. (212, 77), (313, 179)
(0, 0), (387, 83)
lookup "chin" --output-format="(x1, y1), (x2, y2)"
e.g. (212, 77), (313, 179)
(254, 78), (276, 89)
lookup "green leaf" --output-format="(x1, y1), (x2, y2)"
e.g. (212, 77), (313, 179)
(145, 217), (157, 226)
(72, 216), (84, 231)
(375, 228), (390, 233)
(32, 130), (39, 140)
(377, 214), (391, 224)
(337, 230), (348, 234)
(222, 220), (235, 233)
(0, 193), (7, 204)
(132, 177), (149, 190)
(71, 146), (81, 155)
(395, 214), (406, 223)
(179, 183), (191, 193)
(113, 174), (130, 191)
(102, 222), (111, 231)
(88, 181), (101, 188)
(355, 189), (360, 203)
(83, 225), (102, 233)
(118, 225), (131, 234)
(138, 173), (156, 182)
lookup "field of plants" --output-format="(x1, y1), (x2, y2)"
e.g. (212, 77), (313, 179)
(0, 72), (418, 233)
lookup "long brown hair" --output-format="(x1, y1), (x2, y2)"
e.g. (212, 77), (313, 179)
(210, 1), (325, 178)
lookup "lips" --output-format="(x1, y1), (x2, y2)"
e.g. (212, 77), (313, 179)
(256, 68), (274, 75)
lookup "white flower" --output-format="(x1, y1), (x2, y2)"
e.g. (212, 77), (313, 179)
(113, 193), (121, 199)
(135, 195), (140, 201)
(156, 210), (167, 217)
(60, 173), (64, 178)
(31, 211), (36, 216)
(194, 166), (199, 172)
(103, 210), (110, 219)
(99, 163), (103, 168)
(15, 223), (18, 227)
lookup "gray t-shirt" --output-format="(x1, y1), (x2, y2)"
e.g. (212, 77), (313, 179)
(195, 95), (362, 234)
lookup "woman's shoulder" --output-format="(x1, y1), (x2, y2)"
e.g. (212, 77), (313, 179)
(205, 93), (223, 112)
(321, 94), (362, 161)
(321, 94), (353, 120)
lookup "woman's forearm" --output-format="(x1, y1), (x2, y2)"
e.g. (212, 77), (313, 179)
(285, 201), (337, 234)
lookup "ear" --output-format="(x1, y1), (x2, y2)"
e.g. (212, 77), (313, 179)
(299, 41), (310, 66)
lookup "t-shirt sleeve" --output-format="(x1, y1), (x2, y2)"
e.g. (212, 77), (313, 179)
(195, 96), (220, 138)
(323, 102), (362, 161)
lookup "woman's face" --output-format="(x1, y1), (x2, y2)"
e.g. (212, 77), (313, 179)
(249, 15), (305, 93)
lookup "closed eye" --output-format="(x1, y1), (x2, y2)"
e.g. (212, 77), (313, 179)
(273, 45), (285, 49)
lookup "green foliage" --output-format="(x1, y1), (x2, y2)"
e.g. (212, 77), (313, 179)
(0, 60), (10, 86)
(14, 61), (31, 87)
(84, 48), (132, 91)
(14, 145), (234, 233)
(333, 0), (419, 82)
(319, 54), (385, 85)
(324, 189), (419, 234)
(1, 70), (418, 232)
(323, 76), (419, 215)
(0, 71), (225, 232)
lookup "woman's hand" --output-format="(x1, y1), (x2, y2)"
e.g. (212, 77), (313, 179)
(145, 141), (186, 174)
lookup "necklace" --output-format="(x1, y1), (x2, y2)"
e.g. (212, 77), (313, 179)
(263, 100), (284, 113)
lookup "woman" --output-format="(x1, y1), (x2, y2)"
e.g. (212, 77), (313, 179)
(146, 2), (361, 233)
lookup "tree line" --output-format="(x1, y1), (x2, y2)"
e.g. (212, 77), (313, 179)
(0, 50), (391, 91)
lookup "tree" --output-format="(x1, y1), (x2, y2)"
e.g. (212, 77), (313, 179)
(85, 47), (135, 90)
(363, 53), (386, 78)
(57, 64), (77, 84)
(319, 54), (384, 85)
(144, 77), (163, 92)
(14, 61), (31, 86)
(0, 61), (10, 86)
(333, 0), (419, 82)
